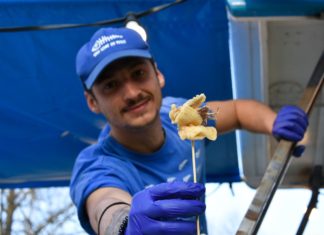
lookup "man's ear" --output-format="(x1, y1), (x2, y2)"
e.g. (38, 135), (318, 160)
(84, 91), (100, 113)
(155, 67), (165, 88)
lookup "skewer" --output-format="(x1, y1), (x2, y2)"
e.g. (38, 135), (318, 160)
(170, 96), (218, 235)
(191, 140), (200, 235)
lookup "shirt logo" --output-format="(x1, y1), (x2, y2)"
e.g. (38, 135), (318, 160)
(145, 184), (154, 189)
(167, 177), (176, 183)
(178, 159), (188, 171)
(183, 174), (191, 182)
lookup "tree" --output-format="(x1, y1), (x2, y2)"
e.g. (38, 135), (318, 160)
(0, 187), (85, 235)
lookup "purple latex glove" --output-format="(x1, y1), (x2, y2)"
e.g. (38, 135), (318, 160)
(272, 105), (308, 157)
(125, 182), (206, 235)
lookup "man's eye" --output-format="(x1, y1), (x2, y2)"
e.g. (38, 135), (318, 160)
(104, 80), (118, 90)
(133, 69), (146, 80)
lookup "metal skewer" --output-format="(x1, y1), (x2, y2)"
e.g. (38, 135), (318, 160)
(191, 140), (200, 235)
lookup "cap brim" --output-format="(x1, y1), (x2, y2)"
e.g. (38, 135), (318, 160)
(85, 49), (152, 89)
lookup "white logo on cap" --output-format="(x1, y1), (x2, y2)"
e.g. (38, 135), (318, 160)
(91, 34), (127, 57)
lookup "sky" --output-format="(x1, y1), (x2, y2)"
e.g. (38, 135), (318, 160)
(205, 182), (324, 235)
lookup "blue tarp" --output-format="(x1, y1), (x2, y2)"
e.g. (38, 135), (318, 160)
(0, 0), (240, 188)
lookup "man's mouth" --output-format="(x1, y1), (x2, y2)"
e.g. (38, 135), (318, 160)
(122, 97), (150, 113)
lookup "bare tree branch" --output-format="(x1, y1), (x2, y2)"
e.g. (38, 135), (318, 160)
(1, 188), (84, 235)
(5, 190), (18, 234)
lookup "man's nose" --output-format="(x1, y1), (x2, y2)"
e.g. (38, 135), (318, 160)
(122, 80), (141, 99)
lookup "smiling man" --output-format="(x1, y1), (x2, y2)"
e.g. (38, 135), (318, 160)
(85, 57), (165, 153)
(70, 27), (308, 235)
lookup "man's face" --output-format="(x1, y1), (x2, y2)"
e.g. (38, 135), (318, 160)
(86, 57), (165, 131)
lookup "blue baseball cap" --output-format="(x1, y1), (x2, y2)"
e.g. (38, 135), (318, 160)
(76, 27), (152, 89)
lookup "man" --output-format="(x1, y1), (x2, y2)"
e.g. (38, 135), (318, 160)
(70, 27), (308, 235)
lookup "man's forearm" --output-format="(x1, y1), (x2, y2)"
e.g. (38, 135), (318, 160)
(88, 198), (130, 234)
(103, 205), (130, 235)
(208, 99), (276, 135)
(234, 99), (276, 134)
(86, 187), (132, 235)
(96, 201), (130, 235)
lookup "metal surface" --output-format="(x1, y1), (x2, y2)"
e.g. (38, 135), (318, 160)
(236, 51), (324, 235)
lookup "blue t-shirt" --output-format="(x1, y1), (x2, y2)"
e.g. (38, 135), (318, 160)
(70, 97), (210, 234)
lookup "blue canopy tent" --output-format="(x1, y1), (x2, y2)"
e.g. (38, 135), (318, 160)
(0, 0), (240, 188)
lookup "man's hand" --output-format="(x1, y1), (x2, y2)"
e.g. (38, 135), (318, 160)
(272, 105), (309, 157)
(125, 182), (206, 235)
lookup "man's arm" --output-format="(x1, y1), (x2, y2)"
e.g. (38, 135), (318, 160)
(86, 187), (132, 235)
(207, 99), (276, 135)
(208, 100), (308, 157)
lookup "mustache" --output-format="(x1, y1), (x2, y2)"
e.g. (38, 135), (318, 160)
(122, 93), (150, 112)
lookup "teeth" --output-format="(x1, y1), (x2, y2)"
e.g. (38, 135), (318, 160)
(169, 93), (217, 141)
